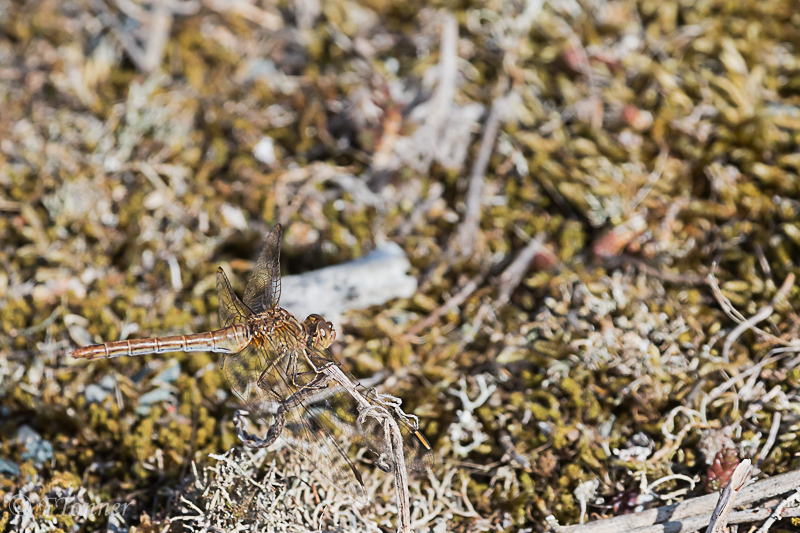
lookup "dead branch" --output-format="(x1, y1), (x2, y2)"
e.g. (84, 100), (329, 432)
(555, 468), (800, 533)
(450, 95), (503, 260)
(620, 506), (800, 533)
(406, 271), (487, 337)
(326, 365), (415, 533)
(497, 234), (555, 306)
(706, 459), (751, 533)
(755, 488), (800, 533)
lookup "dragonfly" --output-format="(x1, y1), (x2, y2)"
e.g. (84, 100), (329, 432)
(70, 225), (433, 502)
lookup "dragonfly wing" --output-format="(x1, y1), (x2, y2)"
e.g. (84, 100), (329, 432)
(315, 357), (435, 472)
(224, 341), (367, 503)
(243, 225), (283, 313)
(223, 344), (274, 410)
(364, 385), (434, 472)
(281, 392), (368, 503)
(217, 267), (253, 327)
(407, 425), (435, 471)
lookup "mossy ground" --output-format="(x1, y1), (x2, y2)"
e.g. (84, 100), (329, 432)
(2, 1), (800, 532)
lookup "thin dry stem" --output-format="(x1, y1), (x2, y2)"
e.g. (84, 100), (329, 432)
(451, 94), (503, 260)
(706, 459), (752, 533)
(708, 272), (795, 359)
(326, 365), (413, 533)
(755, 412), (781, 468)
(497, 233), (551, 306)
(558, 468), (800, 533)
(406, 271), (487, 337)
(755, 487), (800, 533)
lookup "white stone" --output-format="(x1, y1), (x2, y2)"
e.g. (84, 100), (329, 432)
(253, 136), (276, 165)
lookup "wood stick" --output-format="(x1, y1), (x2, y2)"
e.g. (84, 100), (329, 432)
(706, 459), (751, 533)
(406, 271), (487, 337)
(558, 469), (800, 533)
(450, 98), (502, 260)
(755, 488), (800, 533)
(621, 506), (800, 533)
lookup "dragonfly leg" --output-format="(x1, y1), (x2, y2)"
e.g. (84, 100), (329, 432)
(286, 371), (330, 391)
(233, 410), (285, 449)
(289, 370), (333, 391)
(273, 374), (334, 418)
(236, 373), (333, 449)
(375, 455), (393, 473)
(302, 350), (337, 374)
(282, 352), (315, 391)
(283, 352), (334, 392)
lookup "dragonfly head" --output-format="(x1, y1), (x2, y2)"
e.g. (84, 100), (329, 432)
(303, 313), (336, 349)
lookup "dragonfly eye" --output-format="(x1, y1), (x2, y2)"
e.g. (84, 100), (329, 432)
(317, 320), (331, 339)
(306, 314), (335, 348)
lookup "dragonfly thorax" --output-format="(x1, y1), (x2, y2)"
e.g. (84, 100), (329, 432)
(247, 308), (306, 350)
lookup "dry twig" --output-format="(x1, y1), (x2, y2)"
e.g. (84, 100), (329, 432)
(325, 365), (417, 533)
(755, 487), (800, 533)
(706, 459), (752, 533)
(450, 94), (504, 260)
(406, 271), (488, 337)
(497, 234), (555, 306)
(755, 412), (781, 468)
(556, 468), (800, 533)
(234, 364), (420, 533)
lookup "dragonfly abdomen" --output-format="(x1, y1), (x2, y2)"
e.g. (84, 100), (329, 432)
(69, 324), (251, 360)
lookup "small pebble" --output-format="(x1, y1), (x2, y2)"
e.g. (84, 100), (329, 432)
(137, 387), (175, 415)
(153, 363), (181, 385)
(85, 384), (109, 403)
(0, 458), (20, 476)
(253, 137), (276, 165)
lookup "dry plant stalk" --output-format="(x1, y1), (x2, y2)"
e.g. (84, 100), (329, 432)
(235, 363), (416, 533)
(706, 459), (752, 533)
(320, 364), (415, 533)
(556, 468), (800, 533)
(233, 365), (417, 533)
(755, 488), (800, 533)
(450, 92), (504, 260)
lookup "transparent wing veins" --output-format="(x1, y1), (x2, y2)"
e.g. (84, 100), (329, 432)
(224, 341), (367, 502)
(217, 267), (253, 327)
(243, 225), (282, 314)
